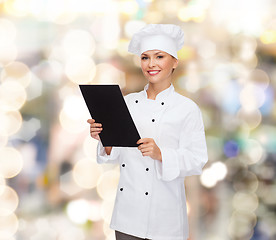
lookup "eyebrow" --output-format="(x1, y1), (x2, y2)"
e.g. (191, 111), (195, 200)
(141, 51), (164, 56)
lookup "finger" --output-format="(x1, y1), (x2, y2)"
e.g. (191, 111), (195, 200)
(87, 119), (95, 124)
(137, 138), (153, 145)
(139, 147), (153, 154)
(90, 130), (102, 135)
(90, 127), (103, 131)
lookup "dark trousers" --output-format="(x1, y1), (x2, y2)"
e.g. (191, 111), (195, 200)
(115, 231), (151, 240)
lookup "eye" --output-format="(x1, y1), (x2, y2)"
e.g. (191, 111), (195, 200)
(157, 55), (164, 59)
(141, 56), (148, 60)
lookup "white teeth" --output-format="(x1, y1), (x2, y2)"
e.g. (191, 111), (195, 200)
(149, 71), (159, 74)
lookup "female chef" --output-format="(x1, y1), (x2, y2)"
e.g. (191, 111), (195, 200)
(87, 24), (208, 240)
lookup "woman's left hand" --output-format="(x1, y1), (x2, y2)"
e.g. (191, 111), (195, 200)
(137, 138), (162, 162)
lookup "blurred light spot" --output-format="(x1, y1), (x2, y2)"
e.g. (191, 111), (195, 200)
(0, 110), (22, 136)
(228, 210), (256, 239)
(0, 44), (17, 67)
(198, 40), (216, 59)
(59, 95), (90, 134)
(233, 171), (259, 193)
(100, 199), (114, 224)
(0, 18), (16, 46)
(94, 63), (126, 88)
(62, 29), (95, 57)
(124, 20), (146, 39)
(240, 83), (265, 112)
(4, 0), (29, 17)
(0, 213), (18, 239)
(261, 185), (276, 205)
(117, 39), (130, 57)
(0, 135), (8, 148)
(31, 218), (57, 240)
(224, 140), (239, 158)
(143, 11), (163, 23)
(57, 226), (85, 240)
(178, 46), (196, 61)
(73, 158), (102, 189)
(65, 55), (96, 84)
(260, 30), (276, 44)
(1, 61), (32, 88)
(0, 186), (19, 216)
(60, 170), (82, 196)
(232, 192), (259, 212)
(87, 201), (102, 222)
(244, 139), (264, 165)
(66, 199), (91, 224)
(200, 168), (217, 188)
(97, 169), (120, 200)
(237, 108), (262, 129)
(0, 81), (26, 111)
(0, 175), (6, 195)
(31, 60), (63, 86)
(249, 69), (270, 90)
(178, 5), (206, 22)
(83, 136), (98, 160)
(16, 118), (41, 141)
(200, 161), (227, 188)
(119, 0), (139, 15)
(0, 147), (23, 179)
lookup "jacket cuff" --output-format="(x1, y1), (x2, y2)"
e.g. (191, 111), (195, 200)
(155, 148), (180, 181)
(97, 140), (120, 164)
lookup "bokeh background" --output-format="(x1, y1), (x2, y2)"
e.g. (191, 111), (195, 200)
(0, 0), (276, 239)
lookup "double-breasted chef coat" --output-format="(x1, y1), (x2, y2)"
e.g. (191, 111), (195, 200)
(97, 83), (208, 240)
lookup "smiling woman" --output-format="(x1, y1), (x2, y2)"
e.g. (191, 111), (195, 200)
(87, 24), (208, 240)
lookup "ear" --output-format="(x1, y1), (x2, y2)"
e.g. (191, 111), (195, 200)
(173, 59), (178, 69)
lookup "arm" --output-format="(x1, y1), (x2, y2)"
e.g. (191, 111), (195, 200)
(155, 106), (208, 181)
(87, 119), (121, 164)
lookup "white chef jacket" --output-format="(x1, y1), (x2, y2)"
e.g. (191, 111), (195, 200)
(97, 83), (208, 240)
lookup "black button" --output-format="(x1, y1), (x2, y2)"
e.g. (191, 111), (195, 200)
(161, 102), (164, 105)
(122, 164), (125, 167)
(146, 168), (149, 171)
(120, 188), (123, 191)
(152, 119), (155, 122)
(135, 100), (138, 103)
(145, 192), (148, 195)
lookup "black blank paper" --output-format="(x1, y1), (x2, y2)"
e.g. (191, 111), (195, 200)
(79, 85), (141, 147)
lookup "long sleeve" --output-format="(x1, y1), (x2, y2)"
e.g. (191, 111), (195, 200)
(97, 140), (121, 164)
(155, 105), (208, 181)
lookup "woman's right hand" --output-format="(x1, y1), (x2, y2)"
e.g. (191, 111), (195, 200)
(87, 119), (102, 141)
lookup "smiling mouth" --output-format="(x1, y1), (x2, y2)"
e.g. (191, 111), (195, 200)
(147, 70), (161, 76)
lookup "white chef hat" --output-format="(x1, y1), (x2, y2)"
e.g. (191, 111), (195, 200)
(128, 24), (184, 59)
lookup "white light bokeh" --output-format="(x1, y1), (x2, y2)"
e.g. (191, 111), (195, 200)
(200, 161), (228, 188)
(97, 169), (120, 200)
(0, 213), (18, 239)
(65, 55), (96, 84)
(72, 158), (103, 189)
(62, 29), (96, 57)
(0, 115), (13, 137)
(1, 61), (32, 88)
(94, 63), (126, 88)
(59, 95), (90, 134)
(0, 186), (19, 216)
(0, 147), (23, 178)
(0, 81), (26, 111)
(66, 199), (91, 224)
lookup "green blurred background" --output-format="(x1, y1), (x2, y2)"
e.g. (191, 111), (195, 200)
(0, 0), (276, 239)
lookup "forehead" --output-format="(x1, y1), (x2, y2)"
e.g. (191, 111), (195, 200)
(141, 50), (168, 55)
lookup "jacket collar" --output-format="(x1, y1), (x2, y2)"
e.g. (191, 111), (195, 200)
(142, 83), (175, 101)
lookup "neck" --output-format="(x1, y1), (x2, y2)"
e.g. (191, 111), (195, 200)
(147, 81), (171, 100)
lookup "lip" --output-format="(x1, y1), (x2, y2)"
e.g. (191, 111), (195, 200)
(147, 70), (161, 76)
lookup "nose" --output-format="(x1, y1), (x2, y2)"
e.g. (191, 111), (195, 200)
(148, 58), (156, 68)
